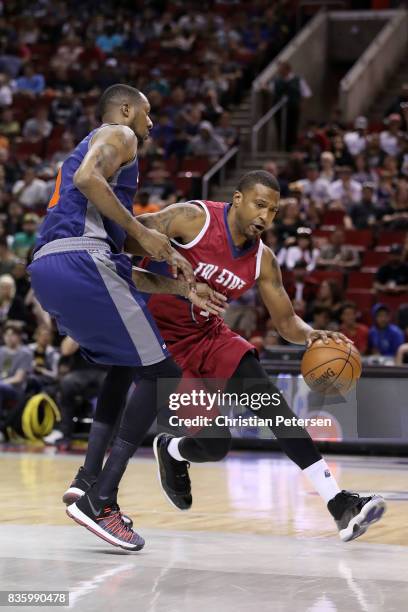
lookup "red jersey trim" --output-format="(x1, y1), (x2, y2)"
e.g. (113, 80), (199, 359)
(171, 200), (210, 250)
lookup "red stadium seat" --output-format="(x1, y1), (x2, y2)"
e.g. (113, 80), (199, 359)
(375, 293), (408, 313)
(347, 271), (375, 289)
(308, 270), (344, 287)
(344, 229), (373, 249)
(180, 157), (211, 174)
(377, 231), (406, 247)
(345, 290), (374, 312)
(13, 139), (45, 159)
(362, 251), (387, 269)
(321, 210), (345, 226)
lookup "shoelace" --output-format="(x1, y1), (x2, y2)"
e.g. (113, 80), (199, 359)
(97, 505), (134, 542)
(173, 462), (191, 490)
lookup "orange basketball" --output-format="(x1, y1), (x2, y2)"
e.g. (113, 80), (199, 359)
(301, 338), (362, 396)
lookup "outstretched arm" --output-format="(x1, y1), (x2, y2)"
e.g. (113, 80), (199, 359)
(73, 124), (172, 262)
(132, 267), (226, 316)
(257, 245), (350, 347)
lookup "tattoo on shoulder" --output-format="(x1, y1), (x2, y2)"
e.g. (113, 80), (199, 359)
(95, 143), (120, 177)
(270, 255), (284, 292)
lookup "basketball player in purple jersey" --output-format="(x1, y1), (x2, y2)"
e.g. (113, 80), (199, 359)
(29, 84), (225, 551)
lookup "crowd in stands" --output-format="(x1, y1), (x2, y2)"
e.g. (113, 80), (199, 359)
(0, 1), (296, 444)
(227, 84), (408, 360)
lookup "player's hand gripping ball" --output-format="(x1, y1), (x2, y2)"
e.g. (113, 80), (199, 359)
(301, 333), (362, 395)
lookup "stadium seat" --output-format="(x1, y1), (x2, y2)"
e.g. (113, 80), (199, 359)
(322, 210), (345, 226)
(345, 290), (374, 312)
(180, 157), (211, 174)
(344, 229), (373, 249)
(308, 270), (344, 287)
(377, 231), (406, 247)
(347, 271), (375, 290)
(375, 293), (408, 313)
(362, 251), (387, 269)
(13, 139), (45, 159)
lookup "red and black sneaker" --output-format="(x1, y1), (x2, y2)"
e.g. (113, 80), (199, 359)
(66, 490), (144, 551)
(62, 466), (133, 528)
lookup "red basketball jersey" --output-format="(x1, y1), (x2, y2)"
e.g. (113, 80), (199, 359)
(144, 200), (264, 341)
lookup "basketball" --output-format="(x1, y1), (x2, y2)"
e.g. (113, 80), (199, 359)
(301, 338), (362, 395)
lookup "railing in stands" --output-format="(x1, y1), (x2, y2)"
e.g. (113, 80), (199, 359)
(201, 146), (239, 200)
(251, 96), (288, 155)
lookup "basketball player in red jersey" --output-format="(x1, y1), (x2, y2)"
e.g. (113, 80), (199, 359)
(133, 170), (386, 542)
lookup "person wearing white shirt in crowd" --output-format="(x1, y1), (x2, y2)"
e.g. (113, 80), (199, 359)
(12, 168), (48, 210)
(0, 72), (13, 107)
(328, 166), (362, 209)
(320, 151), (335, 182)
(280, 227), (320, 272)
(344, 116), (368, 157)
(22, 107), (53, 141)
(380, 114), (403, 157)
(297, 163), (330, 205)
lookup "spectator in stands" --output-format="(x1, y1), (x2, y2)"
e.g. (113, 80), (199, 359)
(309, 305), (333, 331)
(5, 201), (24, 235)
(95, 25), (124, 54)
(344, 116), (368, 157)
(285, 260), (318, 317)
(328, 166), (362, 209)
(0, 237), (18, 275)
(27, 325), (59, 393)
(331, 134), (354, 168)
(274, 198), (304, 245)
(143, 159), (176, 204)
(352, 154), (377, 186)
(0, 73), (13, 107)
(310, 279), (344, 323)
(317, 229), (359, 270)
(12, 168), (47, 210)
(297, 162), (330, 206)
(374, 244), (408, 294)
(44, 336), (106, 446)
(0, 274), (27, 324)
(12, 213), (39, 259)
(344, 182), (382, 230)
(189, 120), (227, 162)
(22, 107), (53, 141)
(339, 302), (369, 355)
(0, 108), (20, 139)
(366, 133), (383, 170)
(320, 151), (335, 183)
(14, 63), (45, 96)
(133, 190), (161, 216)
(381, 180), (408, 229)
(380, 114), (403, 157)
(280, 227), (319, 271)
(215, 112), (238, 148)
(264, 60), (312, 151)
(50, 86), (83, 126)
(50, 131), (75, 165)
(368, 304), (404, 358)
(73, 105), (98, 142)
(386, 83), (408, 131)
(0, 43), (23, 78)
(0, 323), (32, 426)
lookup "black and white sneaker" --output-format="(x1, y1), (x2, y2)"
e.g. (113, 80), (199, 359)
(328, 490), (386, 542)
(66, 490), (144, 552)
(153, 433), (192, 511)
(62, 466), (133, 528)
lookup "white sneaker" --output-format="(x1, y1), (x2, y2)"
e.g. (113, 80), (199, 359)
(43, 429), (64, 445)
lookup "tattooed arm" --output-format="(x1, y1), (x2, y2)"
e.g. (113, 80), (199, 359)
(73, 125), (173, 261)
(257, 246), (350, 346)
(125, 202), (207, 253)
